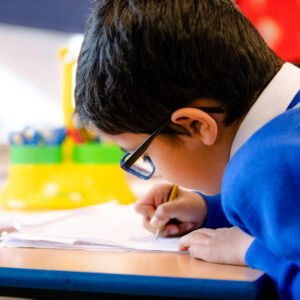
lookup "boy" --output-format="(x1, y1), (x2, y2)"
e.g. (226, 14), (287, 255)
(75, 1), (300, 299)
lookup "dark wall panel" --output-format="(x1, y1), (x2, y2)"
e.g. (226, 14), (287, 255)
(0, 0), (93, 33)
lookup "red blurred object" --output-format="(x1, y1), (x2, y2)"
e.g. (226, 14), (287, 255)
(236, 0), (300, 63)
(66, 128), (85, 144)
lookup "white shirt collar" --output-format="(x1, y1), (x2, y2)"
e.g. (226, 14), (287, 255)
(230, 63), (300, 158)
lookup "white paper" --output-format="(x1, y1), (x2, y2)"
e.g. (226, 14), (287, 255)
(0, 201), (182, 253)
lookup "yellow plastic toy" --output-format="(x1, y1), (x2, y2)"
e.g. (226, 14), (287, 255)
(0, 47), (135, 210)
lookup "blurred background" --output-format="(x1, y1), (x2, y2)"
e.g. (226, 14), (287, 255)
(0, 0), (92, 144)
(0, 0), (299, 145)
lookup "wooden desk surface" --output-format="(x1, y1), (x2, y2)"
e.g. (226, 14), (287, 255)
(0, 247), (267, 299)
(0, 247), (262, 280)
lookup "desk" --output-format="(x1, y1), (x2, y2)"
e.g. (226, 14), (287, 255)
(0, 247), (272, 300)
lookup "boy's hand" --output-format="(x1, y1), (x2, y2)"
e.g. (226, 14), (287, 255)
(134, 183), (208, 237)
(179, 226), (255, 266)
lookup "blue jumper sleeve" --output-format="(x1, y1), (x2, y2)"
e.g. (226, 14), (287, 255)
(246, 239), (300, 300)
(194, 192), (231, 229)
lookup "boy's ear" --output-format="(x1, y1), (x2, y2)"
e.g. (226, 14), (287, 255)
(171, 108), (218, 145)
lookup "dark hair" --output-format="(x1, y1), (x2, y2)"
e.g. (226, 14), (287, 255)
(75, 0), (282, 135)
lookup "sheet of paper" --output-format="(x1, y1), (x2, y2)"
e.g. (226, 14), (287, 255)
(0, 201), (182, 253)
(0, 206), (81, 231)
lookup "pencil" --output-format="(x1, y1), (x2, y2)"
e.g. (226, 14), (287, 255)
(155, 184), (179, 240)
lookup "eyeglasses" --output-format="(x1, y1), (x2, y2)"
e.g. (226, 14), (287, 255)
(120, 107), (225, 180)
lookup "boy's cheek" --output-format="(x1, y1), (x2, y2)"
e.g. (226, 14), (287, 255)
(154, 160), (191, 186)
(151, 142), (223, 193)
(155, 161), (216, 192)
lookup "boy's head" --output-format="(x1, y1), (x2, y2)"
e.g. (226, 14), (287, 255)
(75, 0), (282, 194)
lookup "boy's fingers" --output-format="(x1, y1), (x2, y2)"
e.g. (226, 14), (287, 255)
(160, 224), (180, 237)
(136, 183), (173, 206)
(150, 200), (180, 228)
(135, 204), (156, 219)
(150, 213), (169, 229)
(189, 243), (210, 260)
(178, 222), (196, 235)
(178, 241), (210, 261)
(150, 198), (188, 228)
(196, 228), (216, 237)
(162, 222), (195, 237)
(178, 231), (211, 251)
(135, 183), (174, 218)
(142, 217), (156, 234)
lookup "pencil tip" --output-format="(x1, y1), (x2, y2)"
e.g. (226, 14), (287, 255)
(155, 229), (160, 240)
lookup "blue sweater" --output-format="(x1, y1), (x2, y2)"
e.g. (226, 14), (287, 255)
(201, 102), (300, 299)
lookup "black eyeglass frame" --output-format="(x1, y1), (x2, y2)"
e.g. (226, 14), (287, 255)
(120, 107), (225, 174)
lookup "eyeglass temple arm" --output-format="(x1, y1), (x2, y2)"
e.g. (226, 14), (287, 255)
(123, 106), (224, 169)
(123, 118), (171, 169)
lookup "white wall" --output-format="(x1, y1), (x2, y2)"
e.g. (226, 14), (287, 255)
(0, 24), (83, 143)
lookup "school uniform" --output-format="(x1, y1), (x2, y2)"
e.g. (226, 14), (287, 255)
(200, 63), (300, 300)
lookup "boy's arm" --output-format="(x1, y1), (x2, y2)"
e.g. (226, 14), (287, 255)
(221, 111), (300, 298)
(194, 192), (232, 229)
(223, 140), (300, 265)
(220, 157), (300, 299)
(246, 239), (300, 300)
(230, 158), (300, 299)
